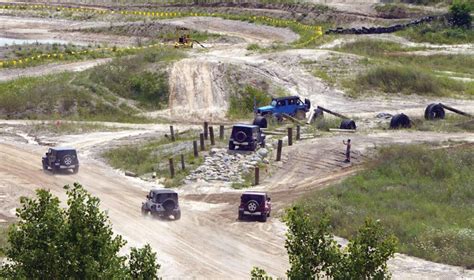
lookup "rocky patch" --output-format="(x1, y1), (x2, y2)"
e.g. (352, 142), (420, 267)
(186, 147), (269, 183)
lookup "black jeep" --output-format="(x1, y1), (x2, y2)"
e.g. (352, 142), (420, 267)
(141, 189), (181, 220)
(238, 191), (271, 222)
(42, 147), (79, 174)
(229, 124), (265, 151)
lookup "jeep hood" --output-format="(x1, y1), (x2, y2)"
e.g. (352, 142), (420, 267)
(257, 105), (274, 112)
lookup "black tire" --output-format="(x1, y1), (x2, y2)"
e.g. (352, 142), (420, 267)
(246, 200), (259, 213)
(62, 155), (73, 166)
(235, 131), (247, 142)
(273, 113), (283, 123)
(390, 113), (412, 129)
(238, 212), (243, 220)
(253, 116), (268, 128)
(72, 166), (79, 174)
(295, 109), (306, 120)
(52, 166), (59, 174)
(141, 206), (148, 216)
(424, 103), (445, 120)
(340, 119), (356, 130)
(260, 214), (267, 222)
(174, 211), (181, 220)
(229, 141), (235, 150)
(260, 140), (266, 148)
(42, 162), (48, 170)
(249, 142), (257, 151)
(162, 200), (176, 212)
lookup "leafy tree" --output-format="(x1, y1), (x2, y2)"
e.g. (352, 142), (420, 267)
(281, 206), (397, 280)
(284, 207), (340, 279)
(334, 219), (398, 280)
(0, 183), (160, 279)
(250, 266), (273, 280)
(129, 244), (161, 280)
(448, 1), (472, 28)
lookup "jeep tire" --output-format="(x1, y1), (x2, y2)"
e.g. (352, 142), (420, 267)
(260, 214), (267, 222)
(295, 109), (306, 120)
(253, 116), (268, 128)
(63, 155), (73, 166)
(174, 211), (181, 220)
(238, 212), (243, 220)
(235, 131), (247, 143)
(229, 141), (236, 150)
(162, 199), (176, 212)
(72, 166), (79, 174)
(246, 200), (259, 213)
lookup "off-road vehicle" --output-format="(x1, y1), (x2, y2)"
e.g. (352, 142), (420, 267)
(141, 189), (181, 220)
(238, 191), (271, 222)
(42, 147), (79, 174)
(228, 124), (265, 151)
(254, 96), (311, 128)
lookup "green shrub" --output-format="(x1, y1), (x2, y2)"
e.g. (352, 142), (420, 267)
(448, 1), (472, 28)
(297, 144), (474, 267)
(227, 86), (272, 119)
(352, 65), (466, 96)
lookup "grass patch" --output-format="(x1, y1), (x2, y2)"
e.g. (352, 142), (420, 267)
(25, 121), (122, 135)
(227, 86), (272, 120)
(412, 115), (474, 132)
(347, 65), (469, 97)
(0, 223), (9, 257)
(397, 20), (474, 44)
(296, 144), (474, 268)
(313, 117), (342, 131)
(0, 47), (184, 122)
(103, 132), (203, 188)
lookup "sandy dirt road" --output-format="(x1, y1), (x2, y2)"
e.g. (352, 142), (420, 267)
(2, 130), (474, 279)
(1, 9), (474, 279)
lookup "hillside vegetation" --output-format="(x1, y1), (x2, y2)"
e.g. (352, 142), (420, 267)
(296, 144), (474, 268)
(0, 48), (184, 122)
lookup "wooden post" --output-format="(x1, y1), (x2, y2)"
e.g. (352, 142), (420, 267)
(254, 167), (260, 186)
(169, 158), (174, 178)
(219, 125), (224, 140)
(276, 139), (283, 161)
(296, 125), (301, 141)
(209, 126), (215, 146)
(199, 133), (205, 151)
(287, 127), (293, 146)
(203, 121), (209, 140)
(170, 125), (175, 141)
(193, 140), (198, 157)
(180, 154), (185, 170)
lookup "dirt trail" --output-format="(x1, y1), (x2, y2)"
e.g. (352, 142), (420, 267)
(0, 58), (111, 82)
(2, 130), (474, 279)
(165, 46), (474, 123)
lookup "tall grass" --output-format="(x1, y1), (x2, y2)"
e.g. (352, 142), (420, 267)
(227, 86), (272, 119)
(349, 65), (467, 96)
(397, 20), (474, 44)
(103, 133), (203, 188)
(0, 223), (8, 257)
(0, 48), (184, 122)
(296, 144), (474, 268)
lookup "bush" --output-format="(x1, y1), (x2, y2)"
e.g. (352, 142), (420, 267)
(0, 183), (160, 279)
(297, 144), (474, 267)
(227, 86), (272, 119)
(448, 1), (472, 28)
(353, 65), (466, 96)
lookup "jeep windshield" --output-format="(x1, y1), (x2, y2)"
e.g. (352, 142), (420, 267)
(153, 193), (178, 203)
(56, 150), (77, 157)
(232, 127), (252, 135)
(241, 194), (264, 204)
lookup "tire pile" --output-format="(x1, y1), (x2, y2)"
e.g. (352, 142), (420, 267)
(326, 15), (438, 35)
